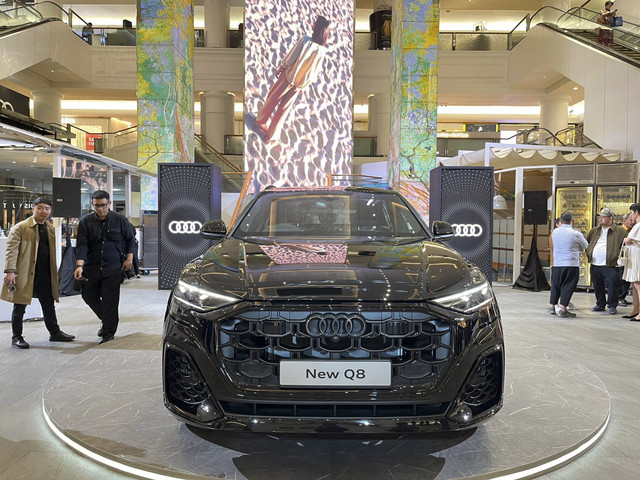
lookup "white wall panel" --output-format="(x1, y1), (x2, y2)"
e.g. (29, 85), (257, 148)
(603, 59), (628, 149)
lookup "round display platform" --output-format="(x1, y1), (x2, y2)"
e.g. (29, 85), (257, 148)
(43, 332), (609, 480)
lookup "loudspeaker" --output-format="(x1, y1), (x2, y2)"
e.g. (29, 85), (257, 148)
(430, 166), (494, 283)
(158, 164), (222, 290)
(51, 177), (81, 218)
(524, 191), (548, 225)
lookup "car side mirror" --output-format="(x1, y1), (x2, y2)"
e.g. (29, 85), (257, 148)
(200, 219), (227, 239)
(432, 220), (454, 240)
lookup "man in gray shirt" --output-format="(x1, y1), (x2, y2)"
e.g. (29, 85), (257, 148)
(549, 211), (588, 317)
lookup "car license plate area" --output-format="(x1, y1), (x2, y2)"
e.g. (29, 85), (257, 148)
(279, 360), (391, 388)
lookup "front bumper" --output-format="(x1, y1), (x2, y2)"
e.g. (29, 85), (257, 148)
(162, 299), (504, 433)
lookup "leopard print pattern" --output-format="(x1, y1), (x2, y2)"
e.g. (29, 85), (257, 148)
(244, 0), (354, 192)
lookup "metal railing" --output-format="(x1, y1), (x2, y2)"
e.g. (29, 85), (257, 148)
(328, 174), (385, 187)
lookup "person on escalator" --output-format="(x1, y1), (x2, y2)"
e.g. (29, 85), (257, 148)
(597, 1), (617, 25)
(597, 1), (617, 46)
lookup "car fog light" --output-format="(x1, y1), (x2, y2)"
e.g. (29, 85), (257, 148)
(197, 400), (221, 423)
(448, 402), (473, 425)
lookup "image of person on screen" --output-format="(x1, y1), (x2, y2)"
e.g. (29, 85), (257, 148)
(255, 15), (330, 142)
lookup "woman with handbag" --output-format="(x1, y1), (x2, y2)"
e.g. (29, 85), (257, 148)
(622, 203), (640, 320)
(597, 1), (617, 46)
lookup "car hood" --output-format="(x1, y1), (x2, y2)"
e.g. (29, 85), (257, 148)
(185, 238), (474, 302)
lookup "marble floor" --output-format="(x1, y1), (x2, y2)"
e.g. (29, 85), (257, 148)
(1, 275), (640, 479)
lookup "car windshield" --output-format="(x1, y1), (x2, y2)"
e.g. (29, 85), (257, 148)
(232, 190), (428, 241)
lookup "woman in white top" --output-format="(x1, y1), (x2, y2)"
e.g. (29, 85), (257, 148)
(622, 203), (640, 320)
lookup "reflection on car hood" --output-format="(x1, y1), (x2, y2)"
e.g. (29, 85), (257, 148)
(192, 238), (471, 302)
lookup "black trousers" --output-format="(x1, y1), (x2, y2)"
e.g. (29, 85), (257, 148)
(81, 272), (122, 337)
(550, 266), (580, 307)
(591, 264), (620, 308)
(12, 276), (59, 337)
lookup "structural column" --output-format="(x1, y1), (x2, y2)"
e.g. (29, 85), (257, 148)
(200, 91), (233, 153)
(137, 0), (195, 210)
(31, 89), (63, 125)
(539, 94), (569, 143)
(204, 0), (229, 48)
(389, 0), (440, 221)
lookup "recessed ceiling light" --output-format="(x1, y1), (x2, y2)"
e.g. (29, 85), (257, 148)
(573, 86), (578, 90)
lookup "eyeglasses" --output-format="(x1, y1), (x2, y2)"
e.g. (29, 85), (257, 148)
(92, 202), (109, 209)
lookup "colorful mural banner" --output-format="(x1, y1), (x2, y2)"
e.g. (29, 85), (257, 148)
(137, 0), (195, 210)
(244, 0), (354, 192)
(390, 0), (439, 222)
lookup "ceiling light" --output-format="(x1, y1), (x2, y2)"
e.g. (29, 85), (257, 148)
(573, 87), (578, 90)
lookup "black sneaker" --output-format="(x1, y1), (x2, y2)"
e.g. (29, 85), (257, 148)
(49, 331), (75, 342)
(591, 305), (605, 312)
(11, 336), (29, 349)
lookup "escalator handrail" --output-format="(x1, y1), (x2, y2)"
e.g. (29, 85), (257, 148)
(0, 17), (61, 38)
(195, 134), (241, 172)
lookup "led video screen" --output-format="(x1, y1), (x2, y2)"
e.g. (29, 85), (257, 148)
(244, 0), (354, 192)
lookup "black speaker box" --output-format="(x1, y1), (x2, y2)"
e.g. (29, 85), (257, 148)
(524, 191), (548, 225)
(51, 177), (81, 218)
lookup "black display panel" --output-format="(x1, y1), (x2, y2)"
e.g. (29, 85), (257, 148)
(158, 164), (222, 290)
(430, 166), (494, 283)
(51, 177), (82, 218)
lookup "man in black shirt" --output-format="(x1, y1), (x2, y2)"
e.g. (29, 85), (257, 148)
(1, 197), (75, 348)
(74, 190), (135, 344)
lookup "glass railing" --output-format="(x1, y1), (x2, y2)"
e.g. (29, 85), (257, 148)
(223, 135), (380, 156)
(354, 136), (377, 156)
(0, 1), (42, 27)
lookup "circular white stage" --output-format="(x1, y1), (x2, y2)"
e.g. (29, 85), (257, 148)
(42, 332), (609, 480)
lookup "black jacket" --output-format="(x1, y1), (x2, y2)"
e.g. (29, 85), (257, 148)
(76, 211), (136, 278)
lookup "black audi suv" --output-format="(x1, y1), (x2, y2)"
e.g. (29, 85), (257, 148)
(163, 186), (503, 433)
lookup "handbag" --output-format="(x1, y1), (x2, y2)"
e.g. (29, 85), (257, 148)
(618, 245), (630, 267)
(611, 16), (623, 27)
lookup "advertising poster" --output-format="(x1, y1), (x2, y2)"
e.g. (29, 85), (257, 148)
(244, 0), (354, 192)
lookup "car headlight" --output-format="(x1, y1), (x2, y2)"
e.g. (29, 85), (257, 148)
(431, 281), (493, 314)
(173, 280), (242, 312)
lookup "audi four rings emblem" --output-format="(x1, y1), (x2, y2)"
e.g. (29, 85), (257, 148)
(306, 314), (366, 338)
(451, 224), (483, 237)
(0, 100), (14, 111)
(168, 220), (202, 234)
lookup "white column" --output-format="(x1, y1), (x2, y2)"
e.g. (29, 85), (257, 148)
(539, 94), (570, 143)
(371, 93), (390, 156)
(200, 91), (232, 152)
(542, 0), (571, 24)
(204, 0), (229, 48)
(31, 89), (63, 125)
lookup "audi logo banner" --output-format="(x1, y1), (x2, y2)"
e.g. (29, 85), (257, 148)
(158, 164), (222, 289)
(0, 86), (29, 116)
(430, 166), (494, 283)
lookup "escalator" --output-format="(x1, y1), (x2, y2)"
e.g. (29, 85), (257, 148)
(536, 5), (640, 68)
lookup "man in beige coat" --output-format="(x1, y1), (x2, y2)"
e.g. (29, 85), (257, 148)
(1, 197), (74, 348)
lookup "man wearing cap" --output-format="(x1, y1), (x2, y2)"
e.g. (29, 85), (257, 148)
(585, 207), (628, 315)
(1, 197), (75, 348)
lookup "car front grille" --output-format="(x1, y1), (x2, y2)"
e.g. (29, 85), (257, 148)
(213, 309), (454, 389)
